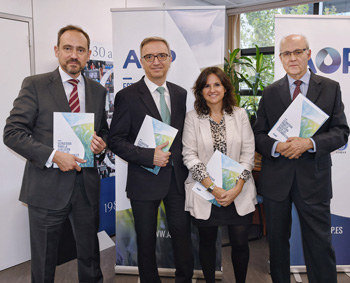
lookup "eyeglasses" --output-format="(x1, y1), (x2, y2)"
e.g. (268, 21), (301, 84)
(280, 48), (308, 59)
(142, 53), (170, 62)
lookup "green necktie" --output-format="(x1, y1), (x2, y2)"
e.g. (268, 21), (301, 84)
(157, 86), (171, 125)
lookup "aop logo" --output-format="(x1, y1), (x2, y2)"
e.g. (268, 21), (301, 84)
(309, 48), (350, 74)
(123, 50), (177, 69)
(338, 144), (348, 151)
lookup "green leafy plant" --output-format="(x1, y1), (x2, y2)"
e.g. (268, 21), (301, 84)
(225, 45), (272, 121)
(224, 48), (253, 107)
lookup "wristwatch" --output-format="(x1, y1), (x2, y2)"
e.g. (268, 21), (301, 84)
(207, 183), (215, 193)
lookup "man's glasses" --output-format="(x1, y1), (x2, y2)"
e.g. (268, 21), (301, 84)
(280, 48), (308, 59)
(142, 53), (170, 62)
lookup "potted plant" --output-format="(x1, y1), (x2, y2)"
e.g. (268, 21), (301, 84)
(225, 45), (272, 170)
(224, 45), (272, 124)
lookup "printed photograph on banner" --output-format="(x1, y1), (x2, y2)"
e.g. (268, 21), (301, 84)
(83, 59), (115, 179)
(115, 201), (174, 268)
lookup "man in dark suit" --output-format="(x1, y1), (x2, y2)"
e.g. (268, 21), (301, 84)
(108, 37), (193, 282)
(3, 25), (108, 282)
(253, 34), (349, 283)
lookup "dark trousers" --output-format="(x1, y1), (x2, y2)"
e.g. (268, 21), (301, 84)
(28, 173), (103, 283)
(264, 178), (337, 283)
(197, 225), (250, 283)
(130, 171), (194, 283)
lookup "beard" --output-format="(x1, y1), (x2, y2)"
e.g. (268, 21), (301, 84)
(63, 59), (83, 76)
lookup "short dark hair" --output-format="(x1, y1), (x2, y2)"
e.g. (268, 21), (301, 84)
(140, 36), (171, 56)
(57, 25), (90, 49)
(193, 67), (236, 115)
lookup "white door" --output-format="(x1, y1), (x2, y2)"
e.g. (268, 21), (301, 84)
(0, 17), (32, 270)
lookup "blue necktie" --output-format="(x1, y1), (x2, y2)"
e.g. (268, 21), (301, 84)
(157, 87), (171, 125)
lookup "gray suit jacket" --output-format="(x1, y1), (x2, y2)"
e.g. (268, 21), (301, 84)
(253, 72), (349, 204)
(3, 68), (109, 210)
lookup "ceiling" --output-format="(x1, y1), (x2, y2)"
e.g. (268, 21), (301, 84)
(197, 0), (319, 14)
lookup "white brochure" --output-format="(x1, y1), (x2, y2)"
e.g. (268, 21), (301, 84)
(268, 94), (329, 142)
(53, 112), (94, 167)
(192, 150), (245, 207)
(134, 115), (178, 175)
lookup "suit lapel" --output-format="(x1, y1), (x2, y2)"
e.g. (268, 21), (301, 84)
(138, 78), (162, 121)
(306, 72), (322, 104)
(278, 75), (292, 109)
(167, 82), (178, 126)
(225, 113), (235, 157)
(49, 68), (71, 112)
(84, 76), (95, 113)
(199, 117), (214, 160)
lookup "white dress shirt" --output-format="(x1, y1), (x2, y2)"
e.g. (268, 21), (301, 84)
(143, 76), (171, 115)
(46, 67), (86, 167)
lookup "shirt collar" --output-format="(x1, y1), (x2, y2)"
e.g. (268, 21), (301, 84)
(287, 69), (310, 88)
(144, 76), (168, 95)
(198, 110), (234, 120)
(58, 66), (83, 84)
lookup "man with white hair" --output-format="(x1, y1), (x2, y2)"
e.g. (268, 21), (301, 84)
(253, 34), (349, 283)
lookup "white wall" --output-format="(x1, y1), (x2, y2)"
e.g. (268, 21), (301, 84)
(0, 0), (32, 17)
(32, 0), (207, 73)
(0, 0), (209, 270)
(0, 18), (32, 270)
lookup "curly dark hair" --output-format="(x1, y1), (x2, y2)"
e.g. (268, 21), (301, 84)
(193, 67), (236, 115)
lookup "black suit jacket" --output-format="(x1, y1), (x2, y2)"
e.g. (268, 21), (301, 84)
(3, 68), (109, 210)
(108, 77), (188, 201)
(253, 72), (349, 204)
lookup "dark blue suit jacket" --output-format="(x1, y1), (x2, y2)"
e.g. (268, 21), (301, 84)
(253, 72), (349, 204)
(108, 77), (188, 201)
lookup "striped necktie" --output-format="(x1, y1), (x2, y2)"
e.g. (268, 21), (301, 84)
(68, 79), (80, 112)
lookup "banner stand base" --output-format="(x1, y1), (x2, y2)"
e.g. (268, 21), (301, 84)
(114, 265), (223, 280)
(292, 272), (302, 282)
(291, 265), (350, 280)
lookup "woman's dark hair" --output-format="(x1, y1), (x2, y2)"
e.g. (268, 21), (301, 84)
(193, 67), (236, 115)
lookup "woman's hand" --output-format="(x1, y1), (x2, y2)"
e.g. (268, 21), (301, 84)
(215, 179), (245, 207)
(212, 186), (226, 200)
(216, 186), (242, 207)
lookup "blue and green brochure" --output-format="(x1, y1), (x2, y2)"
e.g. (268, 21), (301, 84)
(134, 115), (178, 175)
(53, 112), (94, 167)
(268, 94), (329, 142)
(192, 150), (245, 207)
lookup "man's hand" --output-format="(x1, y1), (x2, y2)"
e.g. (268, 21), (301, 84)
(90, 132), (107, 154)
(277, 137), (313, 159)
(53, 151), (86, 172)
(153, 141), (171, 167)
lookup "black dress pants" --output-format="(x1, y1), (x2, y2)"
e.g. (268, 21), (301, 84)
(264, 178), (337, 283)
(130, 170), (194, 283)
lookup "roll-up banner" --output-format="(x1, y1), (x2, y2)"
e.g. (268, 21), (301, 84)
(111, 6), (225, 278)
(275, 15), (350, 273)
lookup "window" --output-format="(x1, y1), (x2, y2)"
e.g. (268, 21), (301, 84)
(239, 3), (323, 97)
